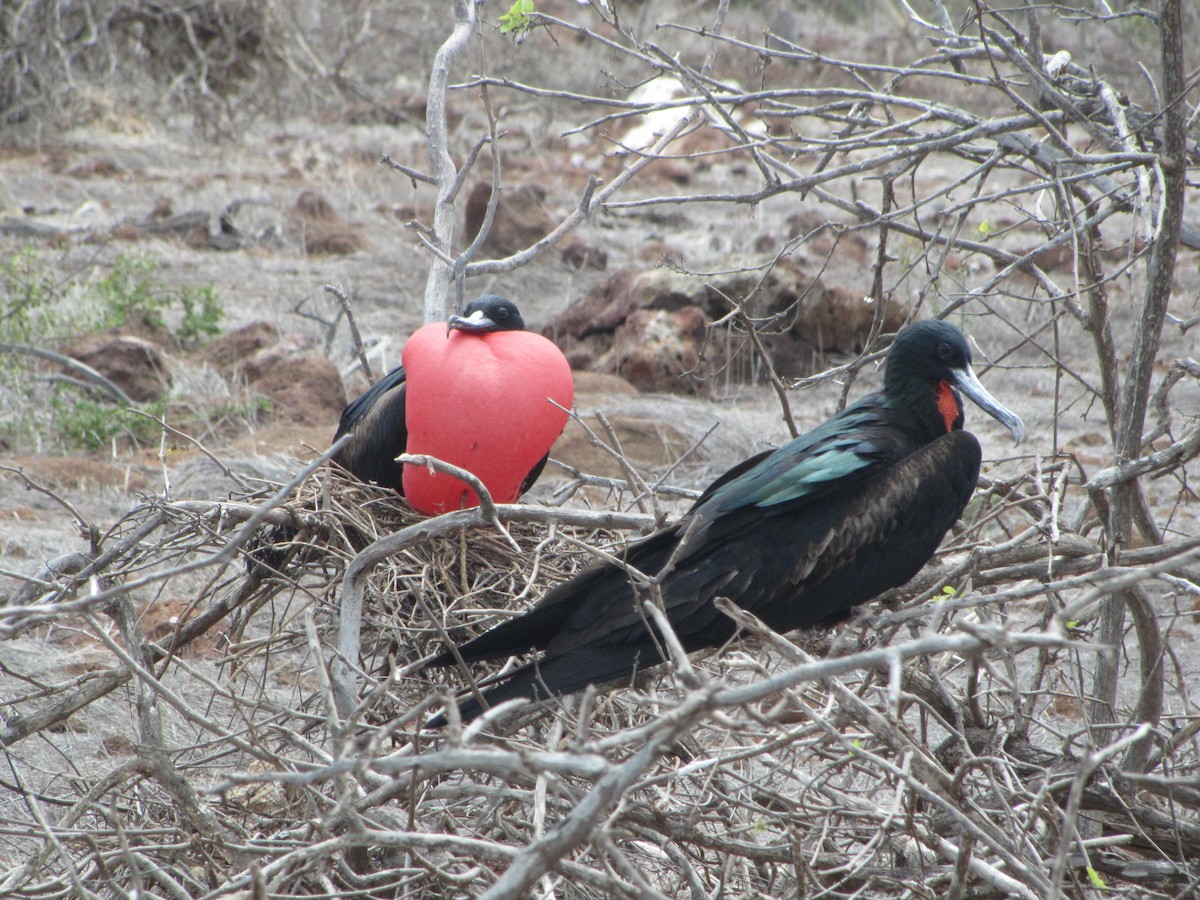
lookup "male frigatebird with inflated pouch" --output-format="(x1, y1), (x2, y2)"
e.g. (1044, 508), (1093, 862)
(331, 294), (574, 516)
(425, 319), (1023, 723)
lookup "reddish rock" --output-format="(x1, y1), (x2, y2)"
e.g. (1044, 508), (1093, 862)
(185, 223), (213, 249)
(1015, 242), (1074, 271)
(463, 181), (554, 258)
(203, 325), (345, 426)
(67, 334), (172, 402)
(572, 370), (640, 397)
(305, 227), (368, 256)
(114, 210), (212, 245)
(794, 285), (900, 353)
(637, 239), (683, 263)
(249, 349), (346, 425)
(600, 307), (707, 394)
(546, 269), (642, 340)
(66, 157), (126, 179)
(149, 197), (173, 219)
(289, 191), (368, 256)
(644, 158), (692, 184)
(101, 734), (137, 755)
(238, 333), (313, 383)
(203, 321), (280, 372)
(292, 191), (339, 223)
(543, 258), (907, 393)
(560, 235), (608, 270)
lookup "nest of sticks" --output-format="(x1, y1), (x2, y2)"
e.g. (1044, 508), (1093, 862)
(1, 453), (1199, 899)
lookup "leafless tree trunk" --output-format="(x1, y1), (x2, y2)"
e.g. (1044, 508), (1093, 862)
(1090, 0), (1187, 775)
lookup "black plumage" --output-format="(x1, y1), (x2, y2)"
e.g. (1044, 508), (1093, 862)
(329, 295), (531, 493)
(426, 320), (1024, 723)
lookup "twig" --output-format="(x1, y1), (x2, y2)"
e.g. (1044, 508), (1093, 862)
(0, 342), (135, 405)
(324, 282), (374, 384)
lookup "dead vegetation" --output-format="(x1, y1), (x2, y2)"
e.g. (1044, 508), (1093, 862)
(0, 0), (284, 131)
(1, 1), (1199, 898)
(1, 433), (1197, 898)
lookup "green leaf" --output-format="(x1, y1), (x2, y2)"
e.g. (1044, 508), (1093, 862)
(937, 585), (957, 601)
(499, 0), (536, 35)
(978, 218), (992, 237)
(1086, 865), (1106, 889)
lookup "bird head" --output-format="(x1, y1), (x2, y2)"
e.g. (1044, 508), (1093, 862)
(885, 320), (1024, 444)
(447, 294), (526, 335)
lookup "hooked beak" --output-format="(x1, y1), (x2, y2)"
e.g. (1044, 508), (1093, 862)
(447, 308), (497, 335)
(950, 364), (1025, 445)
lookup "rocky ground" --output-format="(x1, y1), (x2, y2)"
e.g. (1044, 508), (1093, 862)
(0, 3), (1197, 894)
(1, 105), (1194, 577)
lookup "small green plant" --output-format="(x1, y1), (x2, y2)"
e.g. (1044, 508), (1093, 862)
(93, 254), (164, 331)
(0, 250), (224, 348)
(91, 254), (224, 346)
(0, 246), (227, 454)
(0, 246), (61, 342)
(51, 395), (166, 453)
(176, 283), (224, 347)
(499, 0), (535, 37)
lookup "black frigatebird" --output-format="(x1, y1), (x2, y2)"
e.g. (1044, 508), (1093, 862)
(330, 294), (574, 515)
(425, 319), (1024, 723)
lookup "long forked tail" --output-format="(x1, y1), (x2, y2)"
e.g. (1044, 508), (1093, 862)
(426, 644), (665, 727)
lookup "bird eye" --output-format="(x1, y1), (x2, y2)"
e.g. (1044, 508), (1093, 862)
(937, 341), (952, 360)
(495, 307), (509, 319)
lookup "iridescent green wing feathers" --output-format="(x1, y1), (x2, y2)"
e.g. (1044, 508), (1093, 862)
(685, 393), (924, 527)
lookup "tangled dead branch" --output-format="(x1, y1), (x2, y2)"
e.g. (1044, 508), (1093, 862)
(0, 0), (283, 129)
(0, 432), (1196, 897)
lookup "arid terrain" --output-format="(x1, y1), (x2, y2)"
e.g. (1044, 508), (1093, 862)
(0, 2), (1198, 897)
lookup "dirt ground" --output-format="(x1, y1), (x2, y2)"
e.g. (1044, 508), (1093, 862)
(1, 98), (1195, 588)
(0, 2), (1198, 895)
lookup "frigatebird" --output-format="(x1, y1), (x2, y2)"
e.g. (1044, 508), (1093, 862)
(426, 319), (1023, 723)
(331, 294), (573, 515)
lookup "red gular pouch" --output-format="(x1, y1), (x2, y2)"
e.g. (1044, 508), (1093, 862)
(400, 323), (574, 515)
(936, 380), (963, 433)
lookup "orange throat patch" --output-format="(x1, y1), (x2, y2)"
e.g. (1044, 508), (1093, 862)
(935, 380), (959, 432)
